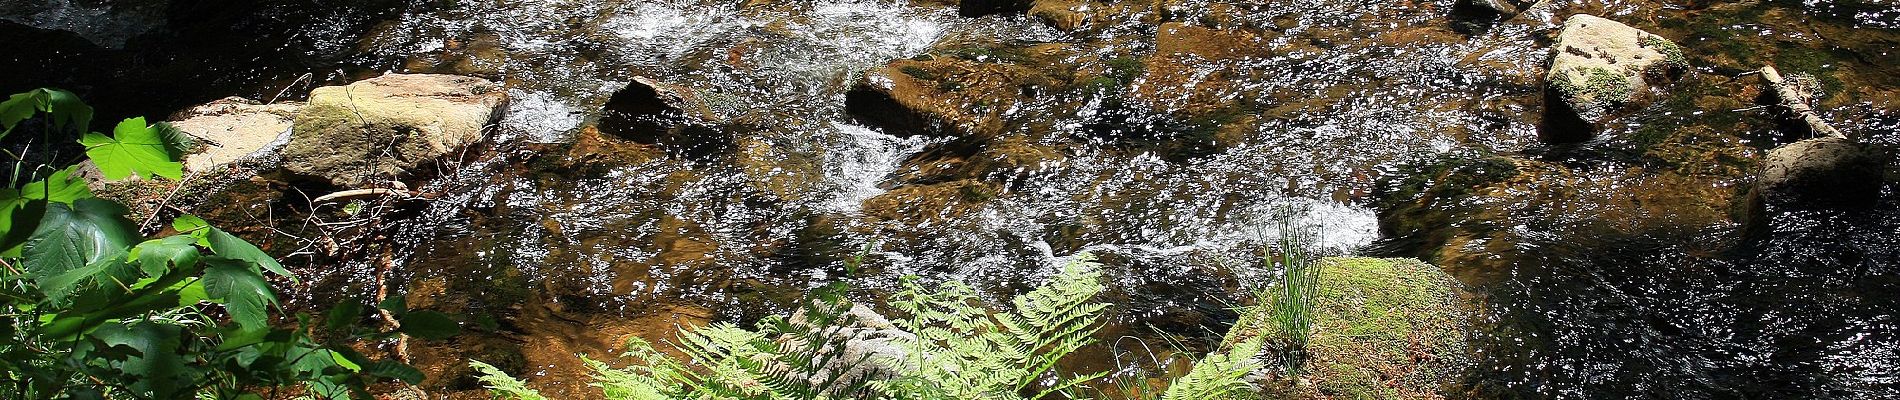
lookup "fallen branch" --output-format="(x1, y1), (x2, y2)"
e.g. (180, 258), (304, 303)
(312, 188), (411, 204)
(1757, 65), (1847, 140)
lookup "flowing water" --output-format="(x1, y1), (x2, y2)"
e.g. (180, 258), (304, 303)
(5, 0), (1899, 398)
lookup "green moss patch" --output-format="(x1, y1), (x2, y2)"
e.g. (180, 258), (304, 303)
(1250, 258), (1477, 399)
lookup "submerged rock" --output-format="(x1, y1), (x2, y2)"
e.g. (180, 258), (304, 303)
(1232, 258), (1476, 399)
(283, 74), (507, 187)
(168, 97), (301, 172)
(1756, 136), (1887, 209)
(1544, 14), (1687, 142)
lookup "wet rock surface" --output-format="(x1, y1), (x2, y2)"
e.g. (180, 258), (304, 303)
(284, 74), (508, 187)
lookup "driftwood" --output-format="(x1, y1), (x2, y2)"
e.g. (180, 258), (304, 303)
(1756, 65), (1847, 140)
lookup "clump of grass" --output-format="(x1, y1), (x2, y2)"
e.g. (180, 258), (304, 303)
(1264, 213), (1321, 375)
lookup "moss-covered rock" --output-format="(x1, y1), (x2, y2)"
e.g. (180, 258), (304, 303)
(1545, 14), (1686, 141)
(1235, 257), (1476, 400)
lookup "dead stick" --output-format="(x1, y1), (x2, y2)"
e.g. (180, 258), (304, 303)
(1758, 65), (1847, 140)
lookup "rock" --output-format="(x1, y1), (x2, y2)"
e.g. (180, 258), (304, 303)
(1544, 14), (1687, 141)
(1232, 258), (1476, 399)
(0, 0), (169, 48)
(956, 0), (1032, 17)
(596, 77), (731, 160)
(168, 97), (300, 172)
(282, 74), (507, 187)
(1757, 136), (1886, 209)
(845, 44), (1075, 139)
(1457, 0), (1531, 16)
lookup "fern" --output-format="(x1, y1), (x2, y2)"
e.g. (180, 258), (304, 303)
(883, 255), (1110, 400)
(471, 253), (1266, 400)
(471, 360), (550, 400)
(1160, 337), (1264, 400)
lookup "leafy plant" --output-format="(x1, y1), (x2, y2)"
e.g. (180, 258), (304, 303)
(0, 89), (440, 399)
(472, 255), (1267, 400)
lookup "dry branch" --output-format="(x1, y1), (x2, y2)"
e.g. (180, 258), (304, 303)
(1757, 65), (1847, 140)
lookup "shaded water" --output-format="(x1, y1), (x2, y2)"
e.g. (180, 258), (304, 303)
(6, 0), (1900, 398)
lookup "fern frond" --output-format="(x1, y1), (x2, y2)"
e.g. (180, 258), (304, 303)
(470, 360), (550, 400)
(1160, 337), (1265, 400)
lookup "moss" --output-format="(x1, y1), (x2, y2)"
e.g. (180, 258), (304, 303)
(1555, 66), (1635, 105)
(1103, 56), (1143, 84)
(898, 65), (938, 81)
(1303, 257), (1474, 399)
(1770, 46), (1846, 96)
(1640, 35), (1690, 70)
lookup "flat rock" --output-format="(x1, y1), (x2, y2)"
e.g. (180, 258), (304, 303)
(283, 74), (507, 187)
(168, 97), (300, 172)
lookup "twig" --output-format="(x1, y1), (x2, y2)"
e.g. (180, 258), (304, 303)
(140, 171), (200, 232)
(311, 188), (412, 204)
(267, 73), (314, 105)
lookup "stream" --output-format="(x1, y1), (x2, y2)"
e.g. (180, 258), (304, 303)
(4, 0), (1898, 398)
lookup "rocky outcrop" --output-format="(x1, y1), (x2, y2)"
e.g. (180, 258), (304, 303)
(1232, 258), (1476, 399)
(1544, 15), (1687, 141)
(282, 74), (507, 187)
(168, 97), (300, 172)
(1757, 136), (1887, 209)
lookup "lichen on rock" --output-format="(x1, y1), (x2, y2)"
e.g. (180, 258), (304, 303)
(1545, 14), (1687, 138)
(283, 74), (508, 187)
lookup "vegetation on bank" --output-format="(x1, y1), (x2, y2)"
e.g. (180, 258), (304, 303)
(474, 256), (1272, 400)
(0, 89), (444, 399)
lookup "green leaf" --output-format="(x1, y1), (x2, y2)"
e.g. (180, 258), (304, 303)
(22, 165), (94, 204)
(23, 199), (139, 295)
(366, 360), (425, 384)
(202, 257), (277, 331)
(80, 117), (184, 180)
(0, 191), (46, 257)
(37, 256), (137, 305)
(1, 88), (92, 138)
(130, 235), (202, 276)
(398, 310), (460, 340)
(377, 295), (407, 317)
(324, 300), (364, 331)
(90, 321), (189, 398)
(171, 214), (209, 233)
(206, 225), (293, 279)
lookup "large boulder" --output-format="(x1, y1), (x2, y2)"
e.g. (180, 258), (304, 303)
(1757, 136), (1887, 209)
(168, 97), (300, 172)
(283, 74), (507, 187)
(1544, 15), (1687, 141)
